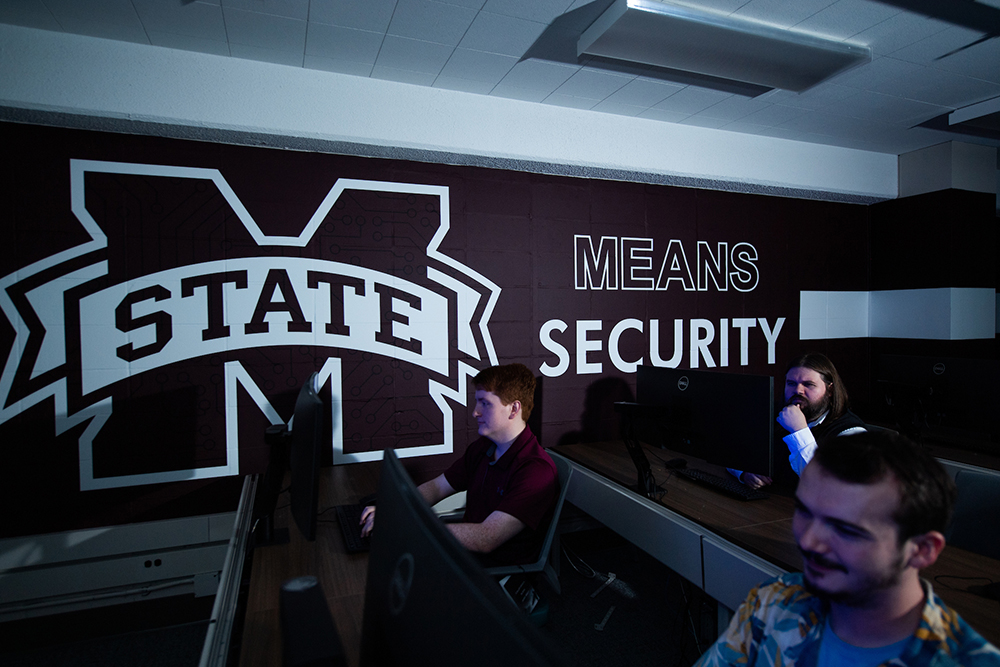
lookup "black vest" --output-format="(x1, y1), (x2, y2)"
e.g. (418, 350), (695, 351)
(811, 409), (866, 443)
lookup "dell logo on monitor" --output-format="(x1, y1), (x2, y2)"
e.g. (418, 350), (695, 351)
(678, 376), (690, 391)
(389, 553), (415, 616)
(933, 363), (946, 376)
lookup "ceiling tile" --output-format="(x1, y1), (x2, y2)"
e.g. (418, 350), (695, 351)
(496, 58), (578, 91)
(929, 36), (1000, 85)
(603, 77), (685, 107)
(638, 107), (693, 123)
(0, 1), (62, 31)
(376, 34), (455, 74)
(148, 31), (230, 57)
(552, 68), (633, 101)
(679, 115), (732, 129)
(697, 95), (772, 121)
(737, 103), (808, 126)
(221, 0), (308, 21)
(387, 0), (478, 46)
(490, 84), (552, 103)
(888, 25), (988, 65)
(543, 93), (600, 110)
(309, 0), (397, 32)
(0, 0), (997, 155)
(791, 0), (901, 40)
(229, 42), (304, 66)
(43, 0), (148, 43)
(768, 82), (859, 111)
(439, 48), (519, 84)
(436, 0), (489, 9)
(223, 7), (306, 52)
(459, 11), (547, 57)
(652, 87), (733, 115)
(304, 54), (374, 77)
(371, 65), (439, 85)
(720, 121), (806, 141)
(850, 11), (950, 56)
(837, 55), (1000, 107)
(824, 90), (950, 126)
(733, 0), (837, 29)
(482, 0), (575, 24)
(306, 23), (383, 63)
(590, 99), (649, 117)
(132, 0), (227, 41)
(433, 76), (497, 94)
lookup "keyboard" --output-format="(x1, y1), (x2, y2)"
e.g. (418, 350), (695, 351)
(676, 467), (769, 501)
(335, 503), (372, 553)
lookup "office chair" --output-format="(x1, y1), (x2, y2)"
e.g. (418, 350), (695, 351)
(487, 455), (573, 595)
(946, 469), (1000, 560)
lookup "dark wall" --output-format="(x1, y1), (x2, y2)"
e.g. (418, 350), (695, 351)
(0, 121), (909, 537)
(864, 189), (999, 451)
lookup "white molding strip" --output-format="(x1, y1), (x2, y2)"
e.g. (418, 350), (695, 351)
(800, 288), (996, 341)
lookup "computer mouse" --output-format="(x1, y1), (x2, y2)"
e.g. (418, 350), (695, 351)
(665, 458), (687, 469)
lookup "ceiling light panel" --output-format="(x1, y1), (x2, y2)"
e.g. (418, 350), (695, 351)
(578, 0), (872, 93)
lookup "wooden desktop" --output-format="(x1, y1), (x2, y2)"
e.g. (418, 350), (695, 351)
(235, 441), (999, 665)
(238, 462), (379, 667)
(551, 439), (1000, 647)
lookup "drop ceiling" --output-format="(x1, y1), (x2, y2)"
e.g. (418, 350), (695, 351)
(1, 0), (999, 156)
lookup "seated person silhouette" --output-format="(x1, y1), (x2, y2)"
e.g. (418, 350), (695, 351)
(361, 363), (558, 566)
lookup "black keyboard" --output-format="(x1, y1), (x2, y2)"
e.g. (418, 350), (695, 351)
(676, 468), (769, 501)
(335, 503), (372, 553)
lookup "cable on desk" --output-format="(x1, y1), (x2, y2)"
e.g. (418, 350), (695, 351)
(933, 574), (994, 590)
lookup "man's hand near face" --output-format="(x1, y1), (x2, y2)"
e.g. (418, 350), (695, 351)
(778, 402), (810, 433)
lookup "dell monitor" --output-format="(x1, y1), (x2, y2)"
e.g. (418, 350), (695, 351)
(289, 372), (323, 541)
(634, 365), (774, 478)
(877, 354), (999, 456)
(360, 448), (571, 667)
(251, 372), (324, 545)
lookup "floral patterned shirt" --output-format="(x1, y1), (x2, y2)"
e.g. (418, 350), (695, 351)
(694, 573), (1000, 667)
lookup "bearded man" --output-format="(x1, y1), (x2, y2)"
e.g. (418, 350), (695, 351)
(777, 352), (866, 477)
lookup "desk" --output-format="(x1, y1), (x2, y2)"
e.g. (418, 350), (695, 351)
(552, 440), (1000, 647)
(238, 463), (379, 667)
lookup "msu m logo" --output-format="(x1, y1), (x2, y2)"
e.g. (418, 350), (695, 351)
(0, 160), (500, 490)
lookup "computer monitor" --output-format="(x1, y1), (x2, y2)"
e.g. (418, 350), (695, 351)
(360, 449), (571, 667)
(877, 354), (999, 455)
(289, 372), (323, 541)
(251, 372), (324, 545)
(634, 365), (774, 477)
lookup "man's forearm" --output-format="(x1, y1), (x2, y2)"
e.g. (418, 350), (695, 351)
(446, 511), (525, 554)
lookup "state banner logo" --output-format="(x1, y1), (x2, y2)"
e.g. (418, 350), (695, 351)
(0, 160), (500, 490)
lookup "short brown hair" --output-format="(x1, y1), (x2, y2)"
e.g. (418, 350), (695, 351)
(787, 352), (849, 419)
(814, 430), (956, 543)
(473, 364), (536, 421)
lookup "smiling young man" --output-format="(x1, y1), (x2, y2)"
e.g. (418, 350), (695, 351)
(361, 363), (558, 566)
(696, 431), (1000, 667)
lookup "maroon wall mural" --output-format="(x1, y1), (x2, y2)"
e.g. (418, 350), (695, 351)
(0, 122), (872, 537)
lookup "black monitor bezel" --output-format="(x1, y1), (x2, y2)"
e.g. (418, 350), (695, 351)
(360, 448), (570, 667)
(289, 372), (323, 542)
(634, 365), (774, 477)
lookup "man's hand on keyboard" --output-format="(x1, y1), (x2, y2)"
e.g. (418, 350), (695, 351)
(360, 505), (376, 537)
(740, 472), (772, 489)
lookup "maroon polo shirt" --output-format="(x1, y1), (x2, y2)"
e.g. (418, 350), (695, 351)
(443, 425), (558, 565)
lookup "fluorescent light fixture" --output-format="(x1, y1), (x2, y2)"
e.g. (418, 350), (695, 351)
(579, 0), (871, 93)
